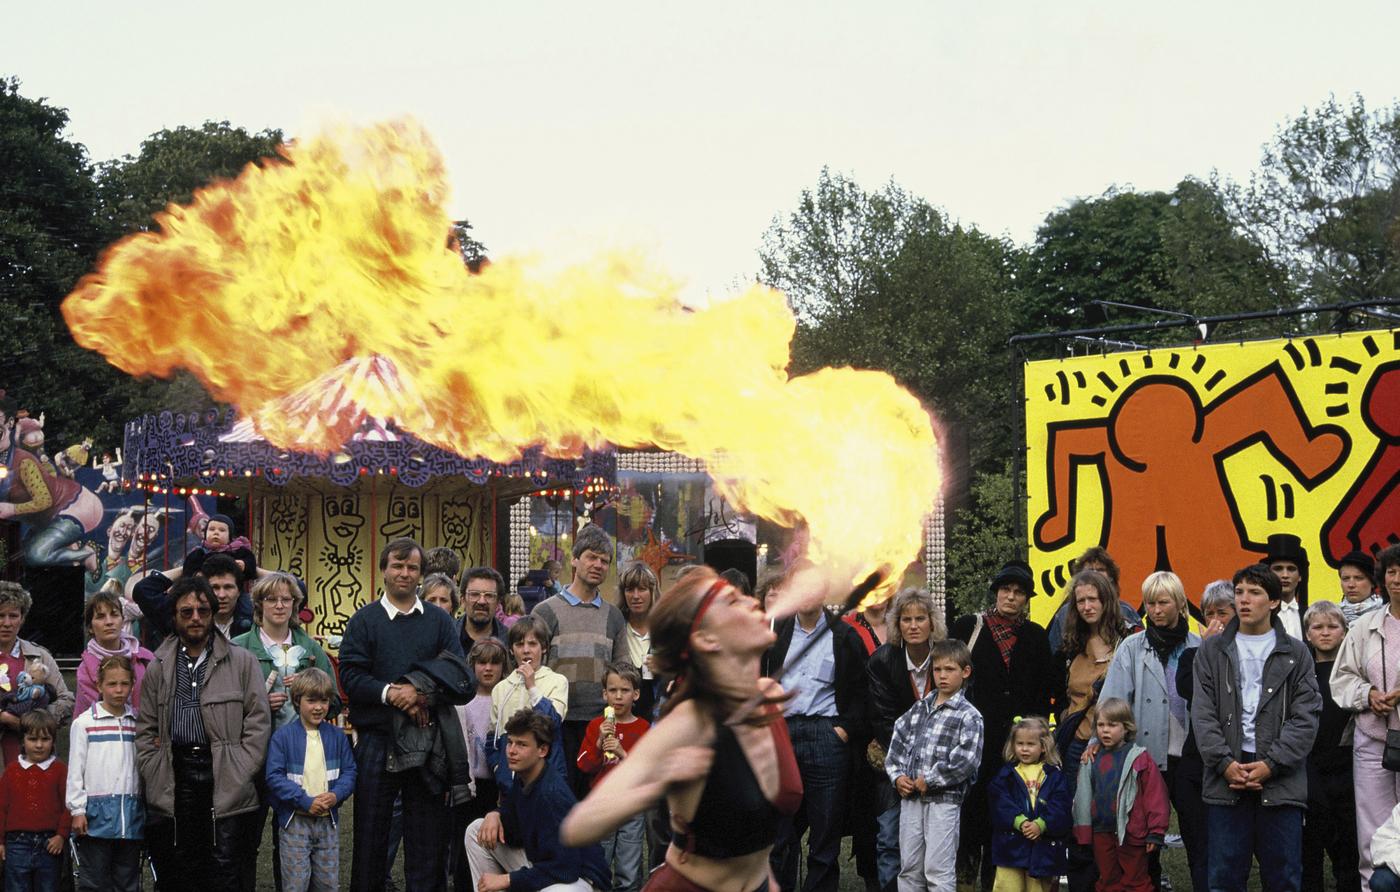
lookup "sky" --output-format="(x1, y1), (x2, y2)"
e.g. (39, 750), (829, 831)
(7, 0), (1400, 302)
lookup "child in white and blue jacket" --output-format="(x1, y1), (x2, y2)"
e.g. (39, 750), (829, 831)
(66, 654), (144, 892)
(264, 668), (357, 892)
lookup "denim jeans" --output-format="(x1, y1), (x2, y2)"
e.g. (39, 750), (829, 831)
(1372, 866), (1400, 892)
(1206, 795), (1303, 892)
(772, 716), (849, 892)
(4, 831), (59, 892)
(601, 813), (646, 892)
(876, 803), (901, 888)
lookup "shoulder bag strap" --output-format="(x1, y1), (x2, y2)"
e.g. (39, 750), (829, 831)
(967, 613), (985, 656)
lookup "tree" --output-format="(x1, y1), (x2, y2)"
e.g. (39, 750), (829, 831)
(88, 121), (289, 421)
(1221, 94), (1400, 305)
(760, 171), (1029, 608)
(0, 77), (127, 447)
(94, 120), (286, 242)
(1026, 180), (1290, 339)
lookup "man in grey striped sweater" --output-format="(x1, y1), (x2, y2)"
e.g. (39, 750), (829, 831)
(529, 525), (629, 795)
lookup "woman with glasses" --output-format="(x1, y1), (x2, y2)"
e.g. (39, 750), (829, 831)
(231, 571), (339, 890)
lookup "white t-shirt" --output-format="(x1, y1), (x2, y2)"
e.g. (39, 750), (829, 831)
(1236, 631), (1275, 752)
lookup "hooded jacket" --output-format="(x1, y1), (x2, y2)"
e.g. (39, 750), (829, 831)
(1190, 615), (1320, 809)
(135, 633), (271, 819)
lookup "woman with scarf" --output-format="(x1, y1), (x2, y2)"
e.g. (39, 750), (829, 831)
(950, 560), (1055, 891)
(1055, 569), (1133, 892)
(1099, 570), (1200, 889)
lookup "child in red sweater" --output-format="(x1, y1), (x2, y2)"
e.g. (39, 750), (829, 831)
(576, 662), (650, 892)
(0, 710), (70, 892)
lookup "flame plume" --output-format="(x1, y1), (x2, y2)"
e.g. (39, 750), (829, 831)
(62, 120), (941, 608)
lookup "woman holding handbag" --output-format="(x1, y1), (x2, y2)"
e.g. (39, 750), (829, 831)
(1332, 543), (1400, 890)
(1054, 569), (1132, 892)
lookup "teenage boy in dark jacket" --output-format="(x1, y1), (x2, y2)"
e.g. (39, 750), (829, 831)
(1191, 563), (1320, 892)
(465, 709), (609, 892)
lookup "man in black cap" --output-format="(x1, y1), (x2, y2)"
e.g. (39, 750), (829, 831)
(1263, 533), (1309, 639)
(949, 559), (1055, 890)
(1338, 549), (1381, 625)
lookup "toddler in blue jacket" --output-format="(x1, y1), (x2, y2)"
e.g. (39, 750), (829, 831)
(988, 716), (1072, 891)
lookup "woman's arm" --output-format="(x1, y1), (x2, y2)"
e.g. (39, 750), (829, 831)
(1332, 621), (1375, 712)
(560, 701), (713, 847)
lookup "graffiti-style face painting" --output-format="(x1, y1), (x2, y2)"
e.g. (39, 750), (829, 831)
(1024, 329), (1399, 622)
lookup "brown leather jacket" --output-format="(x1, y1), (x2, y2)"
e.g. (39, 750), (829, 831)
(135, 633), (271, 818)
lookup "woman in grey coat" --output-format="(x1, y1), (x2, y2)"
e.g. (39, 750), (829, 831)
(1099, 571), (1200, 887)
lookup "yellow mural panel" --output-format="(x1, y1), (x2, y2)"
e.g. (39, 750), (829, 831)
(1023, 328), (1400, 625)
(257, 487), (492, 640)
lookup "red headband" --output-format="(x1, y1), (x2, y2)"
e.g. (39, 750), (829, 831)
(679, 578), (730, 662)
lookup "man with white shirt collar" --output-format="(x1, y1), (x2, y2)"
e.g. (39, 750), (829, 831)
(1264, 533), (1310, 640)
(338, 537), (465, 892)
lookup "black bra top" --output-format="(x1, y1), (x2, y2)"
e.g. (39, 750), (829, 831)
(673, 719), (801, 859)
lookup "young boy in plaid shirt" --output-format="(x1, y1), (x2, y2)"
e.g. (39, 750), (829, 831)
(885, 638), (984, 892)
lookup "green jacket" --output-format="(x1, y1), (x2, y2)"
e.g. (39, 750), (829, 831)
(230, 626), (340, 729)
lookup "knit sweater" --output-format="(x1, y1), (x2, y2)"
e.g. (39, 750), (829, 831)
(337, 599), (463, 733)
(66, 703), (144, 840)
(530, 593), (629, 721)
(500, 765), (610, 891)
(0, 758), (71, 836)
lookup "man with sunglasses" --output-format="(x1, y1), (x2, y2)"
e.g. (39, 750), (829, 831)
(136, 575), (271, 892)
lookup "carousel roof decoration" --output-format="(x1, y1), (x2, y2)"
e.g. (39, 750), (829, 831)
(122, 355), (615, 494)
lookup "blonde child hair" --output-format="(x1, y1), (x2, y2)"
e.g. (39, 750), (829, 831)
(1094, 697), (1137, 739)
(1002, 715), (1061, 767)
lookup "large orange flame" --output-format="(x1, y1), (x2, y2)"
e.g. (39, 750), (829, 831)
(62, 120), (941, 608)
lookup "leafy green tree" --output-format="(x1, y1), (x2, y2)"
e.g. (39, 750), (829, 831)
(762, 170), (1027, 477)
(85, 122), (287, 420)
(1221, 94), (1400, 305)
(0, 77), (128, 446)
(760, 170), (1029, 605)
(94, 121), (286, 242)
(1025, 180), (1290, 339)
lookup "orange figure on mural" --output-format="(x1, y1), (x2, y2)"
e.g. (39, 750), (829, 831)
(1325, 361), (1400, 561)
(1034, 364), (1348, 606)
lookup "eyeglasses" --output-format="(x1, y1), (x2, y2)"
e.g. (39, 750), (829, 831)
(177, 606), (212, 619)
(265, 597), (297, 606)
(465, 590), (498, 599)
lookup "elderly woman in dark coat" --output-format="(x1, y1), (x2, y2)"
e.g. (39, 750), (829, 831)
(949, 560), (1056, 891)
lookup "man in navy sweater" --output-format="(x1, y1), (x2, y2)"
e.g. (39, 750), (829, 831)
(465, 709), (609, 892)
(338, 537), (464, 892)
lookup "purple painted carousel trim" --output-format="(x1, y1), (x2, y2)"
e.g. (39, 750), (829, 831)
(121, 411), (616, 489)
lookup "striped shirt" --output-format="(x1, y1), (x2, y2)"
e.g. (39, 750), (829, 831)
(170, 647), (209, 745)
(884, 690), (984, 803)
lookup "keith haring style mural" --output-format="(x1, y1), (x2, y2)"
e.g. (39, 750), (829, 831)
(1024, 329), (1400, 624)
